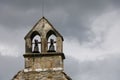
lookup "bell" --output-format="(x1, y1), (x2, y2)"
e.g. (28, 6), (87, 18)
(48, 39), (56, 52)
(33, 39), (39, 53)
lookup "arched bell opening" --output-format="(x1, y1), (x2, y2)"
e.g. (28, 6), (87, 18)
(30, 31), (41, 53)
(47, 34), (56, 52)
(46, 30), (63, 53)
(46, 30), (57, 52)
(32, 35), (41, 53)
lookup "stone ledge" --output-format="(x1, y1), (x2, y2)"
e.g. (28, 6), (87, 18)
(23, 53), (65, 59)
(24, 67), (63, 72)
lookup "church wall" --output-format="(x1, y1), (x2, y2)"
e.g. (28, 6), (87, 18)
(25, 55), (63, 72)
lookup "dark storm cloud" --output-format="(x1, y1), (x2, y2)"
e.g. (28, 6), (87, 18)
(0, 27), (25, 54)
(64, 54), (120, 80)
(64, 56), (81, 77)
(0, 0), (120, 80)
(0, 55), (24, 80)
(0, 0), (115, 41)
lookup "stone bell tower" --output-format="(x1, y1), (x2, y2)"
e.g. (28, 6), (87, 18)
(12, 17), (71, 80)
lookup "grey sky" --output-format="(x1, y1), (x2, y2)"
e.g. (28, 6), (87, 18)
(0, 0), (120, 80)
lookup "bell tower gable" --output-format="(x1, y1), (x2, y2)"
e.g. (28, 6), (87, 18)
(12, 17), (71, 80)
(24, 17), (64, 53)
